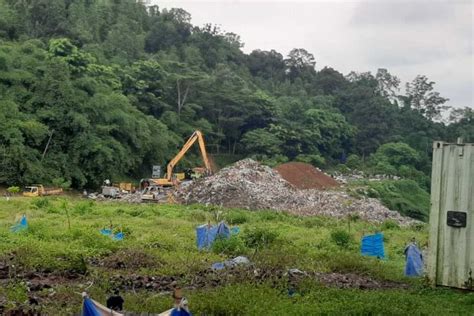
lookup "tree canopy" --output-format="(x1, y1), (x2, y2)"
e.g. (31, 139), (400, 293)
(0, 0), (468, 189)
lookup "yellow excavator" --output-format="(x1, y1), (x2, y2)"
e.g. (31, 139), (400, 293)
(143, 130), (212, 188)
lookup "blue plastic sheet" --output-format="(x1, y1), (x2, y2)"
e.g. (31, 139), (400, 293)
(112, 232), (124, 241)
(100, 229), (112, 236)
(170, 308), (192, 316)
(405, 243), (423, 277)
(81, 298), (101, 316)
(231, 227), (240, 235)
(196, 221), (230, 250)
(100, 229), (123, 241)
(361, 233), (385, 259)
(11, 215), (28, 233)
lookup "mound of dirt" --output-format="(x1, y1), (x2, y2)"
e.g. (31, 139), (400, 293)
(275, 162), (339, 189)
(175, 159), (418, 225)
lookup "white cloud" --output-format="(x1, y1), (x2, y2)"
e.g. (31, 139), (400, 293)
(154, 0), (473, 108)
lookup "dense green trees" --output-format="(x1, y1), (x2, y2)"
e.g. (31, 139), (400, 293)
(0, 0), (468, 189)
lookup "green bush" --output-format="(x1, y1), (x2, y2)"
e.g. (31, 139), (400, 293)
(211, 235), (247, 256)
(330, 229), (353, 248)
(295, 154), (326, 167)
(225, 211), (249, 225)
(73, 201), (94, 215)
(7, 186), (20, 194)
(31, 197), (50, 209)
(381, 220), (400, 230)
(243, 227), (278, 249)
(51, 177), (71, 189)
(366, 180), (430, 222)
(346, 154), (363, 169)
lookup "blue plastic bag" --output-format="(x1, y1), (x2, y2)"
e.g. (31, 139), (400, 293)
(231, 227), (240, 235)
(405, 243), (423, 276)
(11, 215), (28, 233)
(361, 233), (385, 259)
(100, 228), (112, 236)
(112, 232), (124, 241)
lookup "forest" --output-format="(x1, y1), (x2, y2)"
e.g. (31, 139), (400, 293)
(0, 0), (472, 190)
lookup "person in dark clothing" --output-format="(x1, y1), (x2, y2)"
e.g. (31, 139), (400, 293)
(106, 289), (124, 311)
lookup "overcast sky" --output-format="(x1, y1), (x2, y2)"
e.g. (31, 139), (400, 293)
(155, 0), (473, 109)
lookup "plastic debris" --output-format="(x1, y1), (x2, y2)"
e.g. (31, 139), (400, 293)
(361, 233), (385, 259)
(11, 215), (28, 233)
(211, 256), (251, 270)
(404, 243), (424, 276)
(196, 221), (230, 250)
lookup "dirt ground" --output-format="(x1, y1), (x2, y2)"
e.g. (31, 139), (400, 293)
(275, 162), (340, 190)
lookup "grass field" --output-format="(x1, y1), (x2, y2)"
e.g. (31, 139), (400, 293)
(0, 197), (472, 315)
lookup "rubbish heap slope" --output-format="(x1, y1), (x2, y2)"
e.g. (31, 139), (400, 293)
(175, 159), (418, 225)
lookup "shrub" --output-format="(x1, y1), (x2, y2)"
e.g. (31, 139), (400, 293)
(330, 229), (353, 248)
(212, 235), (247, 256)
(303, 217), (324, 228)
(51, 177), (71, 189)
(295, 154), (326, 167)
(73, 201), (94, 215)
(346, 154), (362, 169)
(225, 211), (248, 225)
(31, 198), (50, 209)
(7, 186), (20, 194)
(366, 180), (430, 222)
(243, 227), (278, 249)
(381, 220), (400, 230)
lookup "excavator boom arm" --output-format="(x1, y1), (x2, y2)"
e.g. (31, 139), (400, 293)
(166, 131), (211, 181)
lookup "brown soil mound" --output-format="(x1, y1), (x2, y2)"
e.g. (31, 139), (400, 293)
(275, 162), (339, 190)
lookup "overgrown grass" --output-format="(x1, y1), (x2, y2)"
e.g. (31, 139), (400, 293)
(0, 197), (471, 314)
(349, 179), (430, 221)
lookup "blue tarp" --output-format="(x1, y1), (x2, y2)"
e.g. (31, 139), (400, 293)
(100, 229), (112, 236)
(405, 243), (424, 277)
(112, 232), (124, 241)
(170, 308), (192, 316)
(100, 229), (123, 241)
(11, 215), (28, 233)
(82, 298), (101, 316)
(196, 221), (230, 250)
(361, 233), (385, 259)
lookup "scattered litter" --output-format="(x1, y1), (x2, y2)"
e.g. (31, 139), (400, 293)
(100, 229), (112, 236)
(11, 215), (28, 233)
(231, 227), (240, 235)
(176, 159), (418, 225)
(288, 268), (306, 276)
(100, 228), (123, 241)
(404, 242), (424, 277)
(212, 256), (250, 271)
(211, 262), (225, 271)
(361, 233), (385, 259)
(112, 232), (124, 241)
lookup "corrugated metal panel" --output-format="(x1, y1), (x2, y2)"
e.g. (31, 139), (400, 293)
(428, 141), (474, 289)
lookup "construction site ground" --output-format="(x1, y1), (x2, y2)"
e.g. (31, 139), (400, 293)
(1, 198), (472, 315)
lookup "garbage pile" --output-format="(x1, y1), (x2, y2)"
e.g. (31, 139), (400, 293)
(175, 159), (418, 225)
(332, 170), (401, 184)
(88, 192), (143, 203)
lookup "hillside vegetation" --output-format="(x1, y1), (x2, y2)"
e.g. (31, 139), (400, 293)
(0, 0), (472, 191)
(1, 197), (473, 314)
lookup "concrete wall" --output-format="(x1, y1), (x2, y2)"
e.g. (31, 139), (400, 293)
(428, 141), (474, 289)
